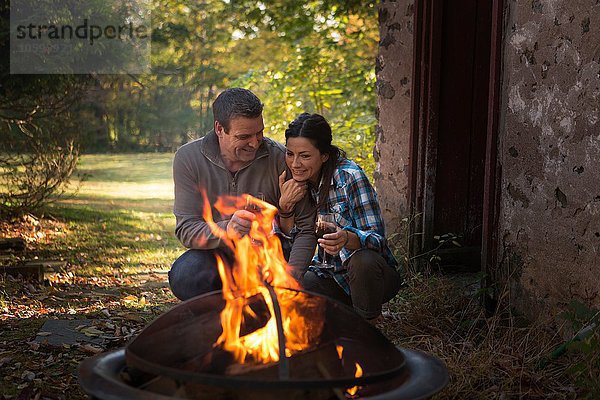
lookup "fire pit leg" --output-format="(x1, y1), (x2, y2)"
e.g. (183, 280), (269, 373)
(264, 283), (289, 380)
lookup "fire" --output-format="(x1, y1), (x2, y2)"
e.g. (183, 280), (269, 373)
(336, 344), (343, 359)
(201, 191), (324, 365)
(336, 344), (363, 397)
(346, 362), (363, 397)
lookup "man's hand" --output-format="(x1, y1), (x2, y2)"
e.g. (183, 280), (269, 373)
(226, 210), (256, 239)
(319, 229), (350, 256)
(278, 171), (307, 213)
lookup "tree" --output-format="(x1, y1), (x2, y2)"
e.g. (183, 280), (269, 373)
(228, 2), (379, 176)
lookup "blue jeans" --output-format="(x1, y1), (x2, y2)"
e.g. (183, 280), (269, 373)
(168, 248), (234, 300)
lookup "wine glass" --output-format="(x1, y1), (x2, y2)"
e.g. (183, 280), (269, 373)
(315, 213), (337, 270)
(245, 192), (265, 213)
(245, 192), (265, 245)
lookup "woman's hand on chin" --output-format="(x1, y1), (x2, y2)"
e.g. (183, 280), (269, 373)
(278, 170), (307, 213)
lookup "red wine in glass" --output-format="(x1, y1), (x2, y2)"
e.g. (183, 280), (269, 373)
(315, 213), (336, 269)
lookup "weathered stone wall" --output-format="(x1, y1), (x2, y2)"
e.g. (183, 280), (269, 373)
(500, 0), (600, 315)
(375, 0), (414, 236)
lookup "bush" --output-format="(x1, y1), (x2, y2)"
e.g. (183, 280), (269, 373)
(0, 120), (80, 217)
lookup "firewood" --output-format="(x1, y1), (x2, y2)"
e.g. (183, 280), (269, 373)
(224, 340), (344, 380)
(0, 238), (26, 251)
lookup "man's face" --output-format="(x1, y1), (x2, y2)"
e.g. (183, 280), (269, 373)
(216, 115), (265, 166)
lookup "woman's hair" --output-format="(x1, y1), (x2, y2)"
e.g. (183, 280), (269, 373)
(284, 113), (346, 208)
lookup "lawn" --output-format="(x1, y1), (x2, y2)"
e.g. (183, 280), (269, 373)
(0, 153), (591, 399)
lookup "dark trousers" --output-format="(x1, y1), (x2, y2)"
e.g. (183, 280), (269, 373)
(169, 244), (290, 301)
(168, 249), (234, 300)
(302, 249), (402, 319)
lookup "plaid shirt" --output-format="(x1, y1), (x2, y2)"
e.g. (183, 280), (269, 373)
(307, 158), (398, 295)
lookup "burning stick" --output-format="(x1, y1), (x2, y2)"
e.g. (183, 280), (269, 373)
(264, 281), (289, 379)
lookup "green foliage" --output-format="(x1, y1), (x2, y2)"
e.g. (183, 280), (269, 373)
(560, 300), (600, 398)
(3, 0), (380, 179)
(230, 9), (379, 177)
(74, 0), (379, 178)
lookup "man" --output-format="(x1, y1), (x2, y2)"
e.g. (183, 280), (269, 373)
(168, 88), (316, 300)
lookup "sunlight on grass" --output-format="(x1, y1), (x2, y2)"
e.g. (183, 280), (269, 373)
(65, 153), (174, 201)
(75, 182), (173, 200)
(46, 153), (182, 278)
(77, 153), (173, 182)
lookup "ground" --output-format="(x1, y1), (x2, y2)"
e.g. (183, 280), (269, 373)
(0, 154), (179, 399)
(0, 153), (594, 399)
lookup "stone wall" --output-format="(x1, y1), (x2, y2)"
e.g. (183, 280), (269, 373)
(374, 0), (414, 236)
(499, 0), (600, 315)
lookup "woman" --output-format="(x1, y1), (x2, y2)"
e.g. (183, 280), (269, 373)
(278, 113), (401, 323)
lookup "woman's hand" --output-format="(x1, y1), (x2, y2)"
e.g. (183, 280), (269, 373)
(278, 171), (307, 213)
(319, 229), (350, 256)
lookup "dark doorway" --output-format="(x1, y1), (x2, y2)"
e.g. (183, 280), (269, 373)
(409, 0), (502, 272)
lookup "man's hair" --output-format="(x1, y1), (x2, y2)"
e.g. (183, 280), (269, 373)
(212, 88), (263, 132)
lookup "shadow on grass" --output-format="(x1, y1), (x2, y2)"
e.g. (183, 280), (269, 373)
(55, 196), (173, 214)
(32, 202), (181, 274)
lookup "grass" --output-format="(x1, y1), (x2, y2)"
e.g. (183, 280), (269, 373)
(44, 153), (179, 276)
(66, 153), (174, 204)
(379, 270), (594, 399)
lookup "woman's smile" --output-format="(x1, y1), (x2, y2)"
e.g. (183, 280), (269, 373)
(285, 137), (329, 184)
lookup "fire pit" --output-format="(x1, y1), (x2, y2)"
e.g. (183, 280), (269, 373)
(79, 194), (448, 398)
(79, 288), (448, 399)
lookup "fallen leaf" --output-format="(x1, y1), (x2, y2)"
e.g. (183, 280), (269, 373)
(123, 313), (144, 323)
(27, 342), (40, 350)
(81, 327), (104, 337)
(0, 356), (12, 367)
(122, 295), (138, 303)
(79, 344), (103, 354)
(21, 371), (36, 381)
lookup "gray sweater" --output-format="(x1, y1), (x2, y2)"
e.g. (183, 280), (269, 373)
(173, 131), (316, 275)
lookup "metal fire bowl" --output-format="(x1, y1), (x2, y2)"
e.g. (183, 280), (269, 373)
(125, 288), (408, 389)
(78, 347), (449, 400)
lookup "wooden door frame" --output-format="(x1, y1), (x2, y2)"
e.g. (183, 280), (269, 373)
(481, 0), (505, 307)
(408, 0), (505, 272)
(408, 0), (443, 260)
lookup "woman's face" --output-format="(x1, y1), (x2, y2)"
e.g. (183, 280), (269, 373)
(285, 137), (329, 184)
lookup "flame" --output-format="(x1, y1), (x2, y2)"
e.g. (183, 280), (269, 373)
(346, 362), (363, 397)
(201, 191), (324, 365)
(336, 344), (343, 359)
(336, 344), (363, 397)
